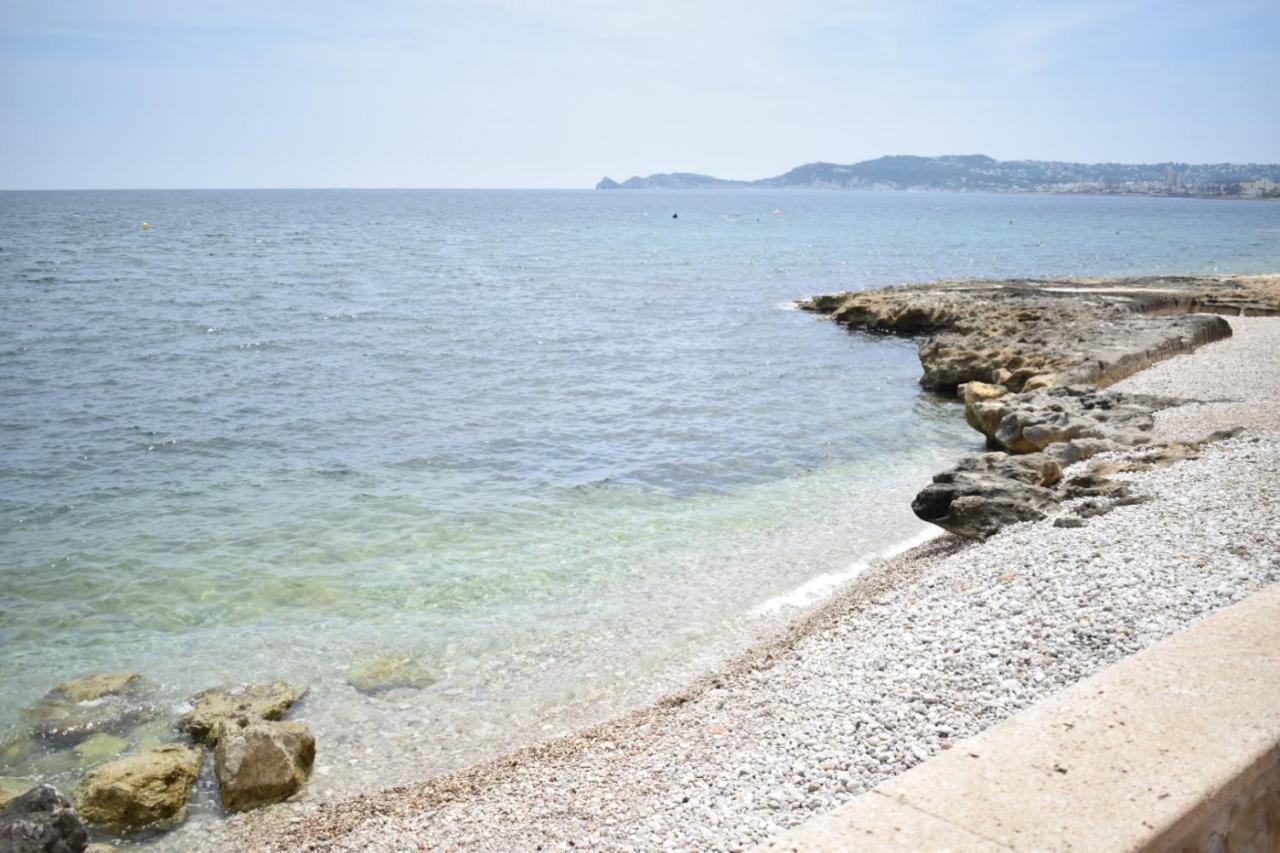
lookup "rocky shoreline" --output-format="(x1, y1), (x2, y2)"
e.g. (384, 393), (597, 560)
(9, 276), (1279, 852)
(202, 276), (1280, 852)
(1, 677), (315, 849)
(802, 275), (1280, 540)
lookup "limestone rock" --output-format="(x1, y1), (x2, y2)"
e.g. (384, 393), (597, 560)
(1043, 438), (1126, 467)
(74, 745), (202, 831)
(976, 386), (1177, 454)
(912, 452), (1063, 540)
(0, 784), (89, 853)
(49, 674), (141, 704)
(213, 719), (315, 812)
(802, 275), (1253, 394)
(178, 682), (308, 745)
(1020, 373), (1059, 391)
(960, 381), (1009, 438)
(346, 655), (436, 694)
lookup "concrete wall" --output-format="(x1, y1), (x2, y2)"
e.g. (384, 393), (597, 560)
(759, 584), (1280, 852)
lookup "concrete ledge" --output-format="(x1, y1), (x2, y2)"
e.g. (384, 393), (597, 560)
(759, 584), (1280, 852)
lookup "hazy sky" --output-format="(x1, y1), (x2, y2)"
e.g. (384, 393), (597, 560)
(2, 1), (1278, 189)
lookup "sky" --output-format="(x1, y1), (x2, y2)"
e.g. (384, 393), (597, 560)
(1, 0), (1278, 189)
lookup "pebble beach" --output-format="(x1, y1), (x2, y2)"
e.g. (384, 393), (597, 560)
(213, 317), (1280, 851)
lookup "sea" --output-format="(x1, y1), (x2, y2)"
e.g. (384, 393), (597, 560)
(2, 189), (1277, 827)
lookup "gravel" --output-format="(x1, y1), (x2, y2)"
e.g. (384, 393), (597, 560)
(207, 318), (1280, 852)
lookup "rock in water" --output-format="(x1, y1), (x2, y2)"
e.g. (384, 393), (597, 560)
(48, 674), (142, 704)
(72, 735), (127, 769)
(0, 784), (89, 853)
(24, 674), (153, 748)
(74, 745), (202, 831)
(1, 779), (35, 811)
(346, 655), (436, 694)
(213, 719), (315, 812)
(177, 682), (308, 745)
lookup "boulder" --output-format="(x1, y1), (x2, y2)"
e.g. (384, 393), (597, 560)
(213, 719), (315, 812)
(178, 682), (308, 745)
(346, 655), (436, 694)
(74, 745), (202, 831)
(0, 784), (89, 853)
(960, 381), (1008, 438)
(1021, 373), (1059, 391)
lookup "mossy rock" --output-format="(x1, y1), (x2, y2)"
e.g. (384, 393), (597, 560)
(75, 744), (203, 831)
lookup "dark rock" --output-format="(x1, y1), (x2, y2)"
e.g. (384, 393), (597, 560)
(913, 452), (1063, 540)
(0, 785), (88, 853)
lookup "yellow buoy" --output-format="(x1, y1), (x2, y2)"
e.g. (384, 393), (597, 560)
(142, 222), (151, 230)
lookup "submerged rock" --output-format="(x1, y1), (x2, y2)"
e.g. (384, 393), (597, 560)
(0, 784), (89, 853)
(178, 682), (308, 745)
(213, 719), (315, 812)
(72, 735), (127, 769)
(346, 655), (437, 694)
(0, 778), (33, 810)
(49, 674), (142, 705)
(24, 675), (154, 749)
(74, 745), (202, 832)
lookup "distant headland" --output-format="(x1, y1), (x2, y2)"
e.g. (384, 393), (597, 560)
(596, 154), (1280, 198)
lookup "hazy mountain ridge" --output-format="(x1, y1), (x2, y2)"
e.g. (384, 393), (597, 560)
(597, 155), (1280, 197)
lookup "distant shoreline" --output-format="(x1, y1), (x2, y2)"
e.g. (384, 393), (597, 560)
(597, 153), (1280, 199)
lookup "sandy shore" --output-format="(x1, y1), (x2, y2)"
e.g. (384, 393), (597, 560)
(205, 314), (1280, 851)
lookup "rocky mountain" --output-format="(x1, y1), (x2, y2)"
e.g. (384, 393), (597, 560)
(596, 155), (1280, 197)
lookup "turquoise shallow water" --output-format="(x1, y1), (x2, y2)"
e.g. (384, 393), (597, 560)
(1, 189), (1278, 820)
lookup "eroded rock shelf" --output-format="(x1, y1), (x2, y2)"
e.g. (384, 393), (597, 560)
(801, 274), (1280, 539)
